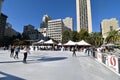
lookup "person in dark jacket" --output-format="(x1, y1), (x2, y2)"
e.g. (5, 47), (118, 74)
(72, 47), (76, 57)
(10, 46), (15, 57)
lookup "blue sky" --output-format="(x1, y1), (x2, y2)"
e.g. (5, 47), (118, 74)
(2, 0), (120, 33)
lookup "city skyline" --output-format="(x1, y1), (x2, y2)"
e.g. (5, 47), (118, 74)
(2, 0), (120, 33)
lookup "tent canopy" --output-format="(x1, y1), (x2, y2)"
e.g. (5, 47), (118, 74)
(32, 39), (44, 45)
(44, 39), (57, 45)
(37, 39), (44, 43)
(77, 40), (91, 46)
(64, 40), (76, 46)
(58, 43), (62, 46)
(106, 43), (116, 47)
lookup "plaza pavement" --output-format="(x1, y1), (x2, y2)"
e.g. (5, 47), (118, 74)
(0, 50), (120, 80)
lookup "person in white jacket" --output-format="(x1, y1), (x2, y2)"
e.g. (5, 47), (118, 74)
(23, 46), (30, 63)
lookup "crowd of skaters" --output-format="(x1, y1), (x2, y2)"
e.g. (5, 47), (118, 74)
(10, 45), (30, 63)
(0, 45), (97, 64)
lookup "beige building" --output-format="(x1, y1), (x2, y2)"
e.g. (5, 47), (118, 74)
(63, 17), (73, 31)
(101, 18), (119, 39)
(47, 19), (63, 42)
(76, 0), (92, 33)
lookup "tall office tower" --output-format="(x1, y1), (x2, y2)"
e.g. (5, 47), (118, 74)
(101, 18), (119, 39)
(63, 17), (73, 31)
(0, 13), (7, 37)
(39, 15), (51, 37)
(76, 0), (92, 33)
(40, 14), (51, 28)
(0, 0), (4, 15)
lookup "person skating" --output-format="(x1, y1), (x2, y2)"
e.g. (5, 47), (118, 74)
(23, 46), (30, 63)
(10, 46), (15, 57)
(72, 47), (76, 57)
(14, 46), (20, 59)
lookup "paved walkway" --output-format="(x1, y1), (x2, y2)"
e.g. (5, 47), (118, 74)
(0, 50), (120, 80)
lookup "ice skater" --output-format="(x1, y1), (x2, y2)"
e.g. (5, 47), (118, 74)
(72, 47), (76, 57)
(14, 46), (20, 59)
(23, 46), (30, 63)
(10, 46), (15, 57)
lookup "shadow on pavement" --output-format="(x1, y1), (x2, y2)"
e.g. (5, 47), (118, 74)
(0, 57), (68, 64)
(0, 60), (23, 64)
(37, 57), (68, 62)
(0, 71), (25, 80)
(27, 57), (68, 64)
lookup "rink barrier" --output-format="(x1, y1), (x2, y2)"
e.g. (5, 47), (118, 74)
(96, 52), (120, 75)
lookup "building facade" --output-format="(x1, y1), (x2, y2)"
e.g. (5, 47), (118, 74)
(101, 18), (119, 39)
(38, 28), (47, 37)
(39, 15), (51, 37)
(4, 23), (18, 37)
(76, 0), (92, 33)
(63, 17), (73, 31)
(23, 24), (44, 40)
(47, 19), (63, 42)
(0, 13), (7, 38)
(0, 0), (4, 15)
(40, 14), (51, 28)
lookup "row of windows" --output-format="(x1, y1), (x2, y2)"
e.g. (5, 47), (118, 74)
(47, 31), (62, 34)
(48, 29), (62, 32)
(47, 33), (62, 36)
(48, 23), (62, 25)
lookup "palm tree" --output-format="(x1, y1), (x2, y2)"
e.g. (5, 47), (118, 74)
(105, 30), (120, 44)
(89, 32), (103, 47)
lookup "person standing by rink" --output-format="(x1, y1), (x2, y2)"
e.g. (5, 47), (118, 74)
(14, 46), (20, 59)
(23, 46), (30, 63)
(72, 47), (76, 57)
(10, 46), (15, 57)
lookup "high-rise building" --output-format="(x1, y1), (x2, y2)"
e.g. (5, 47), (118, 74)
(0, 0), (4, 15)
(63, 17), (73, 31)
(76, 0), (92, 33)
(0, 13), (7, 37)
(4, 23), (18, 37)
(40, 14), (51, 28)
(23, 24), (44, 40)
(39, 15), (51, 37)
(101, 18), (119, 39)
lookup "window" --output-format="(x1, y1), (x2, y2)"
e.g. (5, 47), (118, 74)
(110, 26), (113, 31)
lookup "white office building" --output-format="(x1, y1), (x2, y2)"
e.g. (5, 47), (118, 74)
(47, 19), (63, 42)
(76, 0), (92, 33)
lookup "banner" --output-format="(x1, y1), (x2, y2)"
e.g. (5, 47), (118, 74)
(108, 55), (119, 73)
